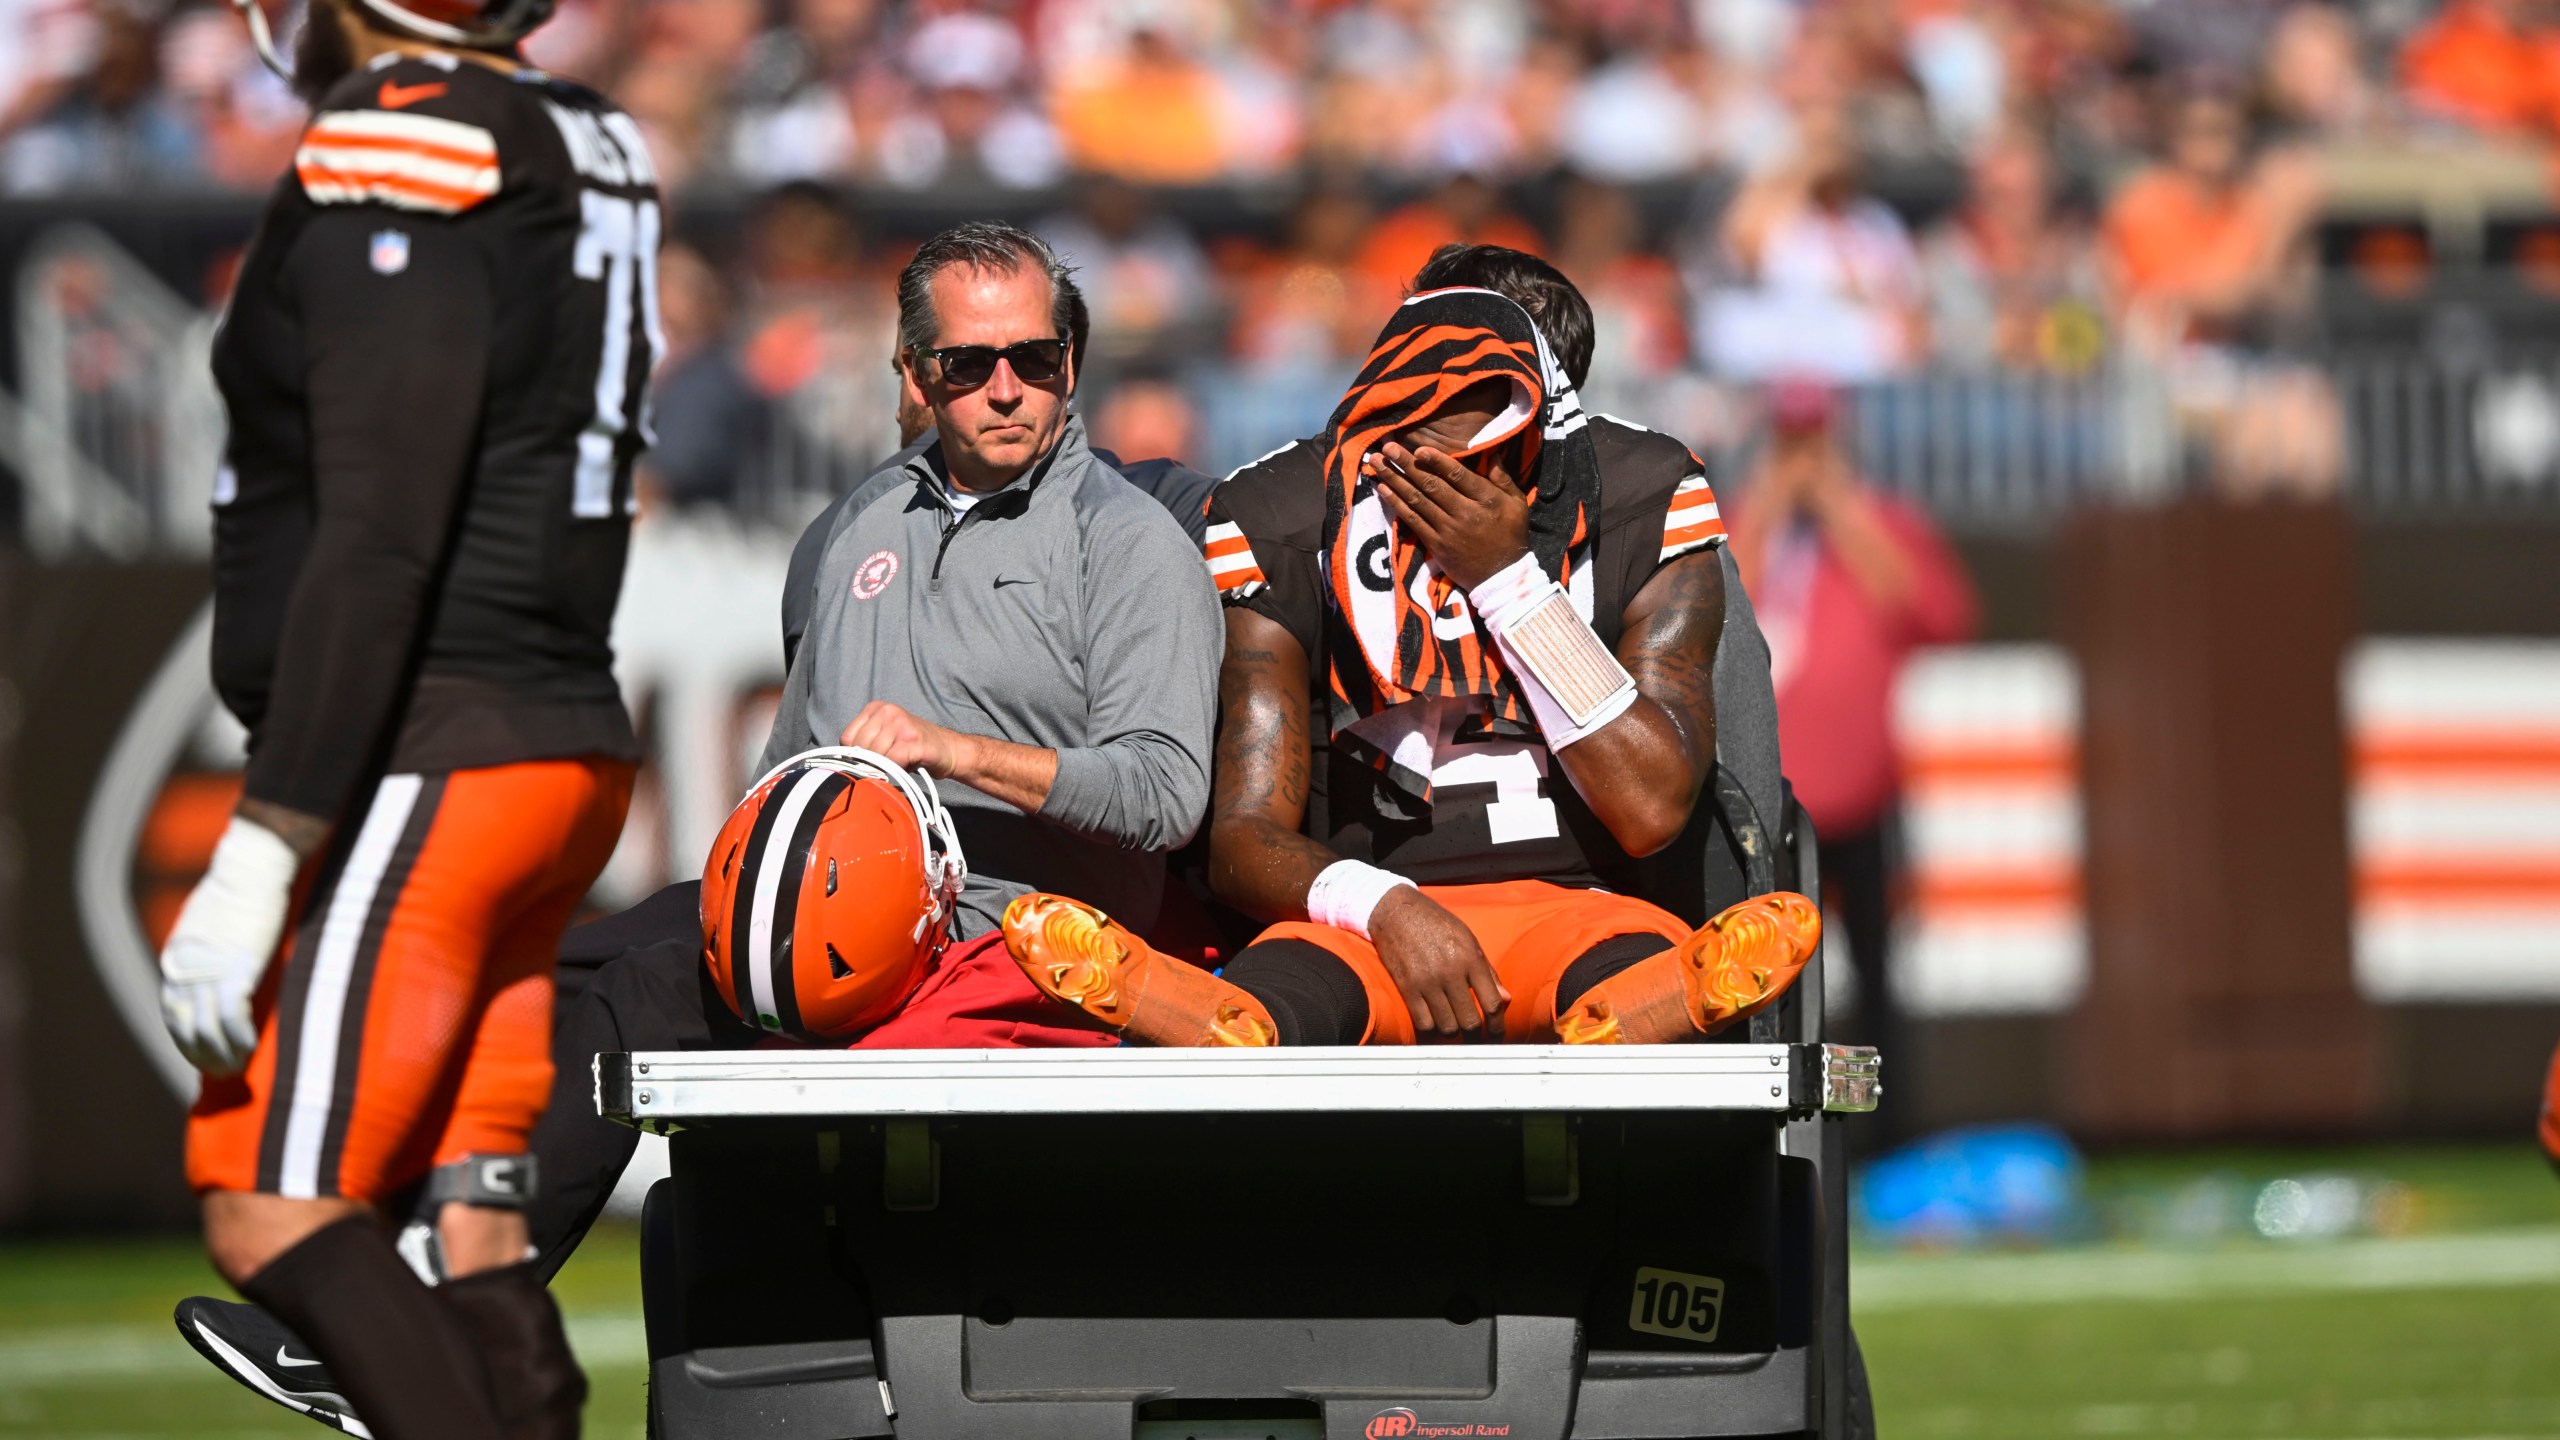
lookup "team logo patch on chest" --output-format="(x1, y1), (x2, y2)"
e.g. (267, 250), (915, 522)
(851, 549), (900, 600)
(369, 229), (410, 275)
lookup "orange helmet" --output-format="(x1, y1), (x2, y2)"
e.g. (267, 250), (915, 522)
(700, 747), (967, 1042)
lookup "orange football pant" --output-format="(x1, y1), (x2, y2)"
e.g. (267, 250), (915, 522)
(1244, 878), (1690, 1044)
(189, 757), (632, 1202)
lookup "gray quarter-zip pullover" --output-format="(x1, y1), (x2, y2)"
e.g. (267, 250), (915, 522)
(759, 417), (1222, 939)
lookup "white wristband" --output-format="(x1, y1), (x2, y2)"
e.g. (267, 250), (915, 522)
(1305, 859), (1416, 940)
(1467, 553), (1639, 749)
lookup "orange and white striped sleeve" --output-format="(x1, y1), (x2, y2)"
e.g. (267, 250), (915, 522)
(297, 110), (501, 215)
(1659, 470), (1727, 562)
(1204, 518), (1267, 601)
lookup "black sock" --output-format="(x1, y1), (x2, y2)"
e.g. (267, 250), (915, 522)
(1555, 933), (1677, 1010)
(1223, 939), (1370, 1045)
(440, 1260), (587, 1440)
(240, 1216), (505, 1440)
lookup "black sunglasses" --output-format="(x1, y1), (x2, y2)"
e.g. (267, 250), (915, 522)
(913, 337), (1071, 389)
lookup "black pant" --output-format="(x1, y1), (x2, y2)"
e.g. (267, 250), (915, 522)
(530, 881), (741, 1280)
(1817, 820), (1906, 1148)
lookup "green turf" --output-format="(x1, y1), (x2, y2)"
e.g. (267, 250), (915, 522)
(0, 1144), (2550, 1438)
(0, 1226), (650, 1438)
(1859, 1283), (2560, 1439)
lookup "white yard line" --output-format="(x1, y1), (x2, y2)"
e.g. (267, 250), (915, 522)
(1855, 1226), (2560, 1312)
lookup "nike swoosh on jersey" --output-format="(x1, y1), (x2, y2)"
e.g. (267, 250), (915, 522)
(275, 1345), (324, 1368)
(377, 80), (448, 109)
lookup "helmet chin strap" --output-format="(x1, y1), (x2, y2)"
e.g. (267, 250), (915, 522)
(234, 0), (295, 81)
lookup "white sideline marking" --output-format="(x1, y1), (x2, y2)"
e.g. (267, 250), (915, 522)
(0, 1315), (645, 1389)
(1855, 1226), (2560, 1312)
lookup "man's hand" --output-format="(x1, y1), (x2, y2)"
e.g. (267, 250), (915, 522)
(1369, 442), (1531, 592)
(160, 815), (300, 1076)
(1368, 887), (1510, 1039)
(842, 701), (965, 778)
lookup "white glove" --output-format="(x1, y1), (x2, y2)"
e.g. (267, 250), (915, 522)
(159, 815), (299, 1076)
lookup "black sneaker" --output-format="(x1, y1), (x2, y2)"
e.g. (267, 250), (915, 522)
(172, 1295), (372, 1436)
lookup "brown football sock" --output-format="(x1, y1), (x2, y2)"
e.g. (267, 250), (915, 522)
(440, 1260), (587, 1440)
(240, 1215), (505, 1440)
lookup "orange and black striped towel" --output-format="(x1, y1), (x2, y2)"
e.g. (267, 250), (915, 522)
(1320, 286), (1601, 798)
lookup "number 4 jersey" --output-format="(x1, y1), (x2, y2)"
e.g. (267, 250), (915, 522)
(211, 54), (659, 827)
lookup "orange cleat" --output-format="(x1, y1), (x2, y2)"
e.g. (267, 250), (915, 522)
(1556, 892), (1821, 1045)
(1002, 893), (1277, 1047)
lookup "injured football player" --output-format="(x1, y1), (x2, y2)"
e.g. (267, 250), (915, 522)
(1006, 285), (1818, 1046)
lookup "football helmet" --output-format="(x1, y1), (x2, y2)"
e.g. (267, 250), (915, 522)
(234, 0), (558, 81)
(700, 747), (967, 1043)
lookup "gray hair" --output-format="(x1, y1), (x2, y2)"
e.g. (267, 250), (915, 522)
(895, 221), (1083, 359)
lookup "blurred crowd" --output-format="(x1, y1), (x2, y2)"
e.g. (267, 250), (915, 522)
(15, 0), (2560, 500)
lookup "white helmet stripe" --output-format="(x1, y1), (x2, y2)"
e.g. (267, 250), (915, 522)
(743, 766), (838, 1031)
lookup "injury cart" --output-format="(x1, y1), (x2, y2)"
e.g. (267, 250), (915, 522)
(601, 774), (1881, 1440)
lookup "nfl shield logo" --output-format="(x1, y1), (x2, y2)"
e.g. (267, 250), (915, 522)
(369, 229), (410, 275)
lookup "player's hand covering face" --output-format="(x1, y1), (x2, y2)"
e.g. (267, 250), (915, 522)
(1364, 379), (1535, 593)
(905, 263), (1075, 490)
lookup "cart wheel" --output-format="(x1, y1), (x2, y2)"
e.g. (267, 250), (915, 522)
(1842, 1325), (1874, 1440)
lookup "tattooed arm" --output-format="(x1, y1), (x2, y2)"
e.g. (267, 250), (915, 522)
(1206, 608), (1342, 921)
(1549, 549), (1725, 858)
(1207, 606), (1512, 1036)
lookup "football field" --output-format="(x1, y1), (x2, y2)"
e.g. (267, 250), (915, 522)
(0, 1144), (2552, 1439)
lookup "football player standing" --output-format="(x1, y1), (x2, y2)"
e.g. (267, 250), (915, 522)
(157, 0), (658, 1432)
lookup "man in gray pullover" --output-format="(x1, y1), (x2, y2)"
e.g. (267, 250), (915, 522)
(759, 224), (1218, 948)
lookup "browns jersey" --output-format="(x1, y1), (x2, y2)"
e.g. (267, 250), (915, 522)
(210, 53), (660, 828)
(1206, 416), (1726, 888)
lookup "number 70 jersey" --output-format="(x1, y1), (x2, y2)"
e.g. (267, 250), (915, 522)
(209, 55), (662, 788)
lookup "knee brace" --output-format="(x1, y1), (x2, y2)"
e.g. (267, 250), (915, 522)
(427, 1154), (539, 1210)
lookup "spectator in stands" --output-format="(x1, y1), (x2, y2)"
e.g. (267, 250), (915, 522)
(2399, 0), (2560, 138)
(1556, 37), (1712, 182)
(1725, 378), (1977, 1144)
(1355, 169), (1543, 295)
(1551, 174), (1690, 417)
(1051, 21), (1229, 185)
(1706, 104), (1927, 381)
(0, 0), (100, 151)
(1921, 126), (2106, 375)
(3, 0), (194, 194)
(1037, 174), (1219, 378)
(157, 3), (298, 191)
(1227, 182), (1391, 375)
(2263, 2), (2387, 141)
(639, 244), (770, 512)
(738, 181), (901, 477)
(722, 0), (880, 182)
(2102, 82), (2342, 497)
(875, 6), (1060, 189)
(1089, 372), (1197, 471)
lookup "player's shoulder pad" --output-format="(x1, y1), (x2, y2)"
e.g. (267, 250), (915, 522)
(1104, 454), (1218, 548)
(1211, 436), (1327, 541)
(1585, 412), (1707, 520)
(298, 55), (505, 215)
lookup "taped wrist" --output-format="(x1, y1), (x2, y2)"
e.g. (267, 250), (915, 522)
(1305, 860), (1416, 941)
(427, 1154), (538, 1210)
(1468, 552), (1638, 749)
